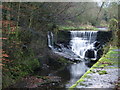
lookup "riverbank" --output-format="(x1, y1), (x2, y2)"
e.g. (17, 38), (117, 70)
(58, 25), (109, 31)
(2, 25), (41, 88)
(70, 46), (120, 89)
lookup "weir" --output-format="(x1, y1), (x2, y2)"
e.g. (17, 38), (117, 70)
(46, 30), (112, 88)
(70, 31), (98, 60)
(48, 31), (99, 60)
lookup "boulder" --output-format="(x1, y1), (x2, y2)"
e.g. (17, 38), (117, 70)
(85, 49), (95, 58)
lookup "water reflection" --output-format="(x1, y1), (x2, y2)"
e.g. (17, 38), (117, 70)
(65, 61), (89, 87)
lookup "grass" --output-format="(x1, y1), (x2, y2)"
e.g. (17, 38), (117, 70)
(59, 26), (99, 31)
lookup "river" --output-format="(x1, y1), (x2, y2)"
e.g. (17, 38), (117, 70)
(10, 29), (112, 89)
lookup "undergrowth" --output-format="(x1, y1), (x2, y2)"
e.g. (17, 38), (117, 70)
(2, 28), (40, 88)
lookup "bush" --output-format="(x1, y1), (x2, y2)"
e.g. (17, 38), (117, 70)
(2, 28), (40, 88)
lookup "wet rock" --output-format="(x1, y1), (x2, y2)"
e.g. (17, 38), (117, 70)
(56, 30), (71, 47)
(42, 64), (49, 69)
(85, 49), (95, 58)
(20, 76), (61, 88)
(97, 31), (112, 44)
(93, 41), (100, 47)
(93, 41), (101, 50)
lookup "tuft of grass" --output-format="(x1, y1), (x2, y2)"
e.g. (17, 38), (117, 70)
(59, 26), (99, 31)
(98, 70), (107, 75)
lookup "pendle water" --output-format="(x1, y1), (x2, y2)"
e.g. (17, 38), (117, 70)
(46, 29), (112, 88)
(48, 31), (98, 60)
(10, 29), (112, 88)
(47, 30), (100, 88)
(70, 31), (98, 60)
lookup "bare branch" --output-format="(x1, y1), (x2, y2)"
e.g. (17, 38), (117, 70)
(96, 2), (105, 21)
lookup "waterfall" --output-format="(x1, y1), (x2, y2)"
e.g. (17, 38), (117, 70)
(47, 31), (98, 60)
(47, 31), (54, 49)
(70, 31), (98, 60)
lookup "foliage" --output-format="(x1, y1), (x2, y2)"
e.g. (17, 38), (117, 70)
(3, 2), (118, 30)
(17, 29), (32, 44)
(2, 2), (119, 89)
(108, 18), (119, 47)
(2, 25), (40, 88)
(109, 18), (118, 31)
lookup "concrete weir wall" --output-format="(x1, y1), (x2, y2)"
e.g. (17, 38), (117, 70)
(56, 30), (112, 46)
(97, 31), (112, 44)
(70, 47), (120, 88)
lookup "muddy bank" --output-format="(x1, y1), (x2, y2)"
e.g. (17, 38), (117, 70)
(9, 76), (61, 89)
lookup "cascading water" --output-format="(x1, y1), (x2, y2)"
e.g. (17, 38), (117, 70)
(47, 31), (98, 60)
(12, 30), (111, 89)
(70, 31), (98, 60)
(46, 30), (110, 88)
(47, 31), (54, 49)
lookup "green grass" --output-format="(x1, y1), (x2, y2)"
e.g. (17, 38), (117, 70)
(59, 26), (99, 31)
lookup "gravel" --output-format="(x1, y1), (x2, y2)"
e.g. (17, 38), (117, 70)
(76, 49), (120, 88)
(76, 68), (120, 88)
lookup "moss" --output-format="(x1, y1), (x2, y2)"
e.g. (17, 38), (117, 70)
(109, 18), (118, 31)
(69, 69), (93, 88)
(79, 83), (87, 86)
(98, 70), (107, 75)
(58, 26), (99, 31)
(104, 66), (119, 69)
(97, 64), (109, 68)
(58, 57), (71, 64)
(69, 84), (77, 89)
(107, 50), (120, 54)
(69, 46), (119, 88)
(82, 75), (91, 79)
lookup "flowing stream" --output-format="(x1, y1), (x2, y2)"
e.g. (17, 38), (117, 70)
(70, 31), (98, 60)
(48, 31), (99, 60)
(47, 30), (101, 88)
(11, 29), (112, 88)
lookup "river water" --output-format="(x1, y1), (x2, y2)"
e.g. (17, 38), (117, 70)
(47, 30), (100, 88)
(11, 29), (112, 88)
